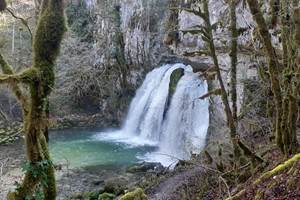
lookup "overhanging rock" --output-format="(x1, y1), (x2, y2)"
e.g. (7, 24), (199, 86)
(159, 55), (210, 73)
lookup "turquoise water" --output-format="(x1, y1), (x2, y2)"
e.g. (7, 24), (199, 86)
(49, 129), (156, 168)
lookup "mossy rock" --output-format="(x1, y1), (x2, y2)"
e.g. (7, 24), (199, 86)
(103, 178), (127, 195)
(164, 67), (184, 117)
(88, 191), (100, 200)
(169, 68), (184, 98)
(126, 162), (164, 173)
(98, 193), (116, 200)
(119, 188), (148, 200)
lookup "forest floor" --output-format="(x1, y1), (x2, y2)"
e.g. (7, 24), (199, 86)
(230, 149), (300, 200)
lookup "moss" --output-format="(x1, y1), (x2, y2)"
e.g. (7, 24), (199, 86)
(5, 0), (67, 199)
(169, 68), (184, 97)
(98, 193), (116, 200)
(254, 153), (300, 185)
(103, 179), (126, 195)
(254, 188), (264, 200)
(85, 191), (100, 200)
(33, 1), (67, 66)
(119, 188), (148, 200)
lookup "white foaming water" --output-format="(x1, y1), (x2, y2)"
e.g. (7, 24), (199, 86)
(93, 63), (209, 166)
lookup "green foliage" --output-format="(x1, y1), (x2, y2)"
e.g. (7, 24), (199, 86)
(65, 3), (93, 42)
(12, 160), (54, 199)
(21, 160), (53, 187)
(98, 193), (116, 200)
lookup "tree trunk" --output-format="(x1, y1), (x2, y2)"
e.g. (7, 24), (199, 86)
(246, 0), (299, 155)
(230, 0), (238, 129)
(4, 0), (66, 199)
(246, 0), (283, 150)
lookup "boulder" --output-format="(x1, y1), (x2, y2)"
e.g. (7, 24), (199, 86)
(126, 162), (165, 174)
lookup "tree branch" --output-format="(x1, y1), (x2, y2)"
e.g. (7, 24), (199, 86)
(199, 88), (222, 100)
(169, 7), (205, 18)
(0, 67), (37, 84)
(5, 8), (33, 43)
(0, 53), (29, 113)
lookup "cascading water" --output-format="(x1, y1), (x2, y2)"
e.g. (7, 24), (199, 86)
(93, 63), (209, 166)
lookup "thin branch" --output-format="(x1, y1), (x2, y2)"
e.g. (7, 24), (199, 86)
(199, 88), (222, 100)
(0, 67), (37, 85)
(0, 53), (29, 114)
(169, 7), (205, 18)
(0, 107), (8, 121)
(5, 8), (33, 43)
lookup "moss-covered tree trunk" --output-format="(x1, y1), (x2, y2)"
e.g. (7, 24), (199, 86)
(246, 0), (299, 155)
(201, 0), (242, 158)
(229, 0), (238, 135)
(0, 0), (66, 199)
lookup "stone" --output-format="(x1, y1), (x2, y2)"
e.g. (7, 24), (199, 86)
(126, 162), (164, 174)
(159, 55), (210, 72)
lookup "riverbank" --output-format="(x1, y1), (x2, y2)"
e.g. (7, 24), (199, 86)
(0, 136), (213, 200)
(0, 113), (122, 146)
(0, 138), (147, 199)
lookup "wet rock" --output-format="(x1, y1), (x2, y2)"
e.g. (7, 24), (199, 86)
(159, 55), (210, 72)
(126, 162), (165, 174)
(92, 180), (104, 186)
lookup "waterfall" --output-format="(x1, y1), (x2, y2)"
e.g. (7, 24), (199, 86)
(94, 63), (209, 165)
(158, 70), (209, 159)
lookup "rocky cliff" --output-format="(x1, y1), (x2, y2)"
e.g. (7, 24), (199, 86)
(113, 0), (264, 158)
(0, 0), (264, 142)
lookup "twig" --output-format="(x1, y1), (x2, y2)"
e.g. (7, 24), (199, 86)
(5, 8), (33, 43)
(0, 107), (8, 121)
(219, 175), (232, 199)
(0, 129), (22, 144)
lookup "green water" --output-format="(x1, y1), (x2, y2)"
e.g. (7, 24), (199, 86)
(49, 129), (156, 168)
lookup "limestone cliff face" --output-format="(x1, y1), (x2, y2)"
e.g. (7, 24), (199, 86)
(0, 0), (264, 135)
(57, 0), (262, 136)
(120, 0), (170, 68)
(115, 0), (265, 156)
